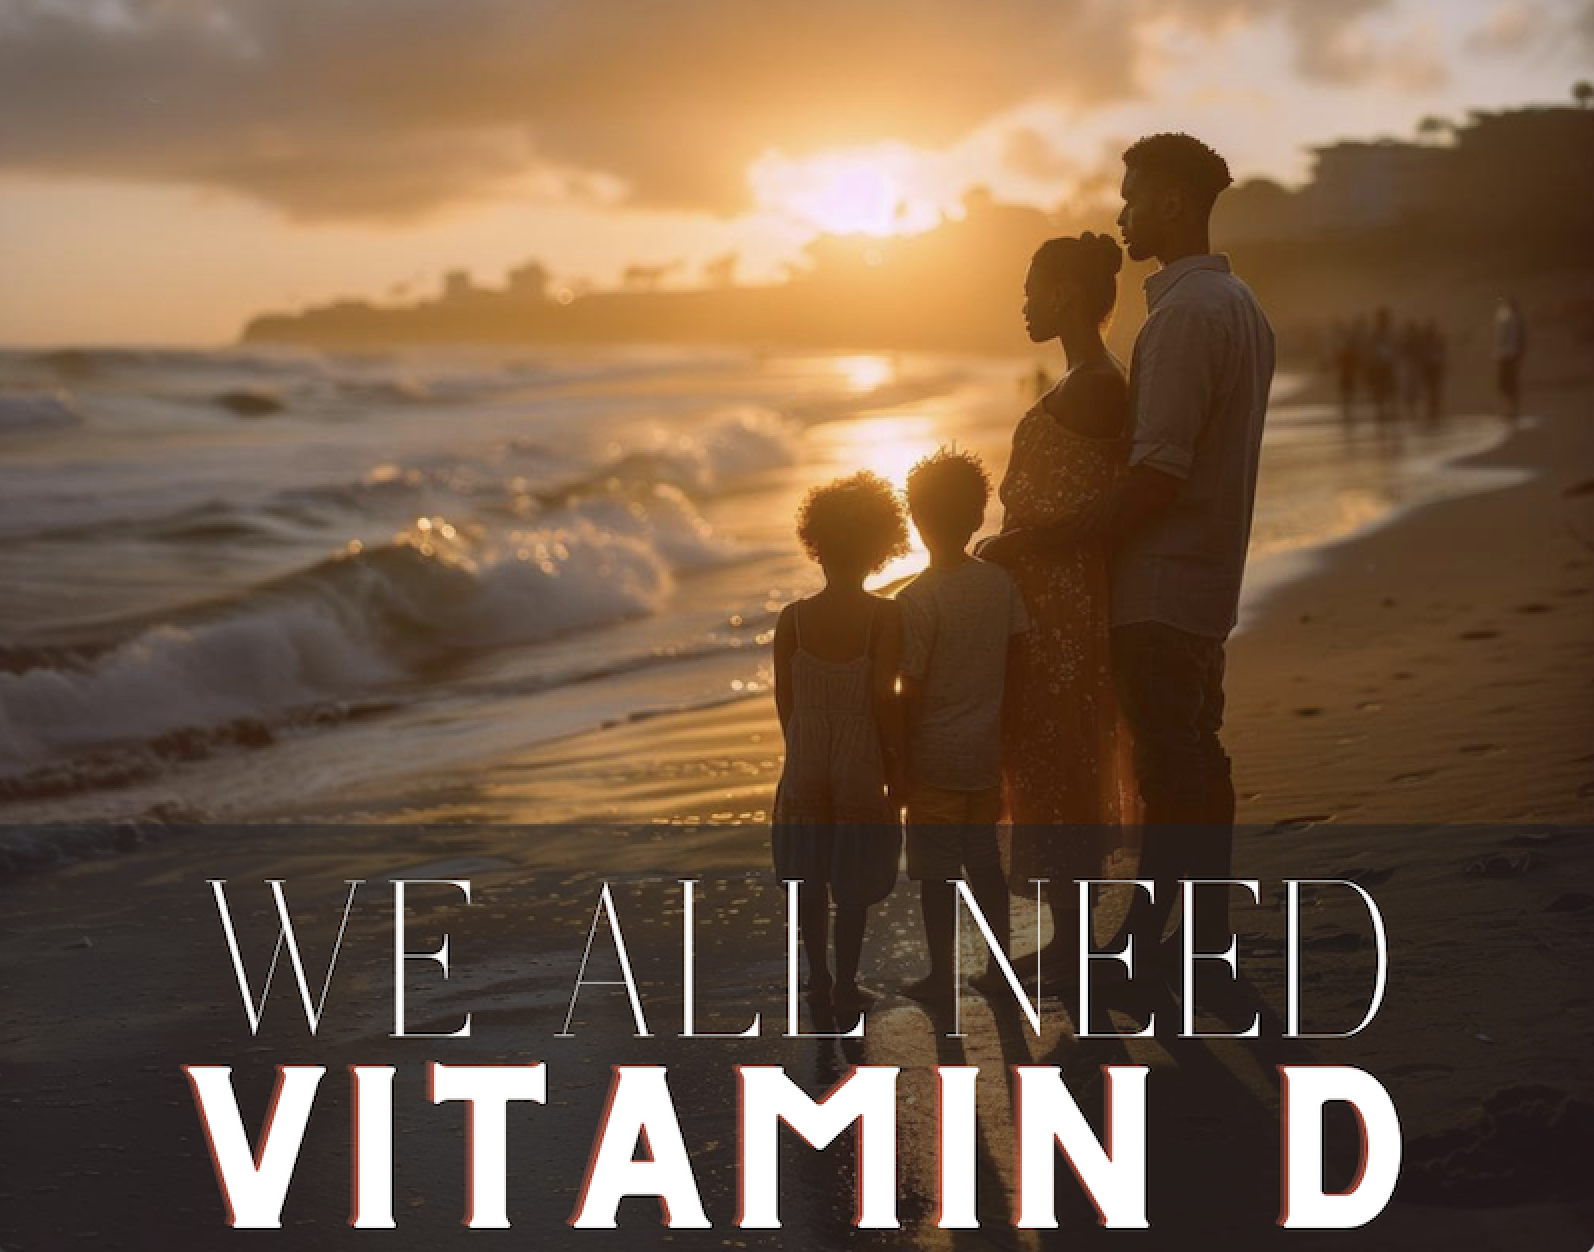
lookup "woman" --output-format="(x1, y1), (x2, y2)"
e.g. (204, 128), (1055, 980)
(978, 232), (1139, 978)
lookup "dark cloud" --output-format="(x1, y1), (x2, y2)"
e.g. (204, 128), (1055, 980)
(0, 0), (1409, 220)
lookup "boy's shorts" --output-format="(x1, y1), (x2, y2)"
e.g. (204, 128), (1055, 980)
(906, 783), (1004, 881)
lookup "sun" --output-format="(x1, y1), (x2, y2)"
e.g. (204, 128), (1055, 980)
(812, 412), (945, 587)
(748, 145), (945, 238)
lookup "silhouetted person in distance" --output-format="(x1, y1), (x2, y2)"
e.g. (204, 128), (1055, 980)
(1399, 317), (1426, 419)
(1367, 306), (1398, 426)
(1333, 316), (1365, 423)
(1420, 317), (1448, 421)
(1495, 296), (1527, 422)
(982, 134), (1276, 977)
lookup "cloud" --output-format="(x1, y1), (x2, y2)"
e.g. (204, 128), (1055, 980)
(1464, 1), (1550, 55)
(1000, 128), (1084, 184)
(1571, 0), (1594, 50)
(0, 0), (1411, 221)
(1461, 1), (1594, 77)
(1279, 4), (1447, 91)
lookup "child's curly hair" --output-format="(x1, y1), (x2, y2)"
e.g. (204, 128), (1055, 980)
(795, 471), (910, 572)
(906, 446), (991, 538)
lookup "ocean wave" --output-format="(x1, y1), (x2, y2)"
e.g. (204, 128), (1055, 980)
(0, 822), (168, 879)
(13, 346), (323, 382)
(214, 388), (288, 417)
(3, 347), (527, 416)
(0, 389), (82, 434)
(3, 407), (796, 549)
(0, 486), (732, 766)
(545, 407), (800, 507)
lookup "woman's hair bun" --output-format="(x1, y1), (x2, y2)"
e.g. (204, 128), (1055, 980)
(1085, 230), (1124, 277)
(1029, 230), (1123, 326)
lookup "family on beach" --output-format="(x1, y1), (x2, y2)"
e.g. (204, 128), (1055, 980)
(769, 133), (1276, 1016)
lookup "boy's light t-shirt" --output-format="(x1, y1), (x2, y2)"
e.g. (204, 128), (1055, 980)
(898, 557), (1030, 792)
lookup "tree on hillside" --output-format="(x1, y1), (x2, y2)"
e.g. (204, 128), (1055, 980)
(1417, 114), (1453, 142)
(1575, 81), (1593, 110)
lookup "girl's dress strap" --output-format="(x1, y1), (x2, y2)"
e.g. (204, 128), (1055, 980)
(792, 601), (802, 649)
(863, 600), (877, 654)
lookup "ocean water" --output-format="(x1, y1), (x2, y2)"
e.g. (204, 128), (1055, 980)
(0, 345), (1522, 849)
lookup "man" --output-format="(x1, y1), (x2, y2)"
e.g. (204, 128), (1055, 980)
(1494, 296), (1527, 422)
(989, 133), (1275, 975)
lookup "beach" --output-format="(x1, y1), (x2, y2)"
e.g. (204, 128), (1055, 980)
(4, 1), (1591, 1244)
(1, 342), (1591, 1249)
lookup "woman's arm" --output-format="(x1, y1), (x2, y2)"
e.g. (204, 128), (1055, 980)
(772, 604), (796, 736)
(985, 463), (1181, 561)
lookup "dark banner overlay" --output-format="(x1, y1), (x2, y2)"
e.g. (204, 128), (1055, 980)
(1, 823), (1590, 1250)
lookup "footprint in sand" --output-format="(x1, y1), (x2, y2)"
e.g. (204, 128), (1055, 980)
(1463, 853), (1533, 879)
(1458, 629), (1501, 641)
(1392, 670), (1414, 681)
(1460, 743), (1504, 756)
(1357, 700), (1383, 712)
(1294, 706), (1326, 717)
(1391, 769), (1438, 783)
(1515, 603), (1555, 614)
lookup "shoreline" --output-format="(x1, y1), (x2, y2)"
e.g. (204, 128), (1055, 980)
(355, 366), (1585, 831)
(0, 355), (1538, 838)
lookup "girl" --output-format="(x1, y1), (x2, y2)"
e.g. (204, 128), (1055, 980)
(772, 471), (907, 1013)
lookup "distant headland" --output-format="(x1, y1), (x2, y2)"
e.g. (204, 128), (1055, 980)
(242, 106), (1594, 356)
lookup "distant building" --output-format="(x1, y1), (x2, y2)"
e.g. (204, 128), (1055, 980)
(506, 262), (550, 302)
(442, 269), (477, 301)
(1302, 140), (1448, 233)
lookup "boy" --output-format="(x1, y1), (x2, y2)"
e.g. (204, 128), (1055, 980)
(897, 448), (1029, 1004)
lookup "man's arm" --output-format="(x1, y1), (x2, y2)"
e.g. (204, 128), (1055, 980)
(1076, 462), (1183, 543)
(980, 464), (1182, 562)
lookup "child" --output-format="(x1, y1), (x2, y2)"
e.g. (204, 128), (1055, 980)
(772, 471), (908, 1014)
(897, 449), (1030, 1004)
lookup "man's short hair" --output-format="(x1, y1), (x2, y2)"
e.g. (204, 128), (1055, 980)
(1123, 133), (1233, 212)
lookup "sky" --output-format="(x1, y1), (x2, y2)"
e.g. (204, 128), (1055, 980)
(0, 0), (1590, 345)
